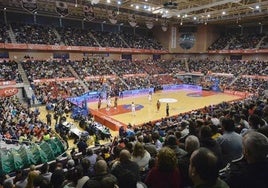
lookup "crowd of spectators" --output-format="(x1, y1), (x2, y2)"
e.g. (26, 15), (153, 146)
(120, 33), (163, 50)
(107, 60), (146, 76)
(69, 59), (112, 80)
(22, 60), (74, 81)
(32, 81), (86, 104)
(94, 31), (127, 48)
(17, 58), (268, 103)
(228, 33), (265, 50)
(0, 23), (11, 43)
(0, 96), (53, 145)
(225, 78), (268, 94)
(57, 27), (99, 47)
(208, 33), (233, 50)
(0, 61), (23, 83)
(12, 23), (60, 45)
(208, 32), (267, 50)
(123, 76), (151, 90)
(2, 94), (267, 188)
(5, 23), (163, 50)
(260, 36), (268, 49)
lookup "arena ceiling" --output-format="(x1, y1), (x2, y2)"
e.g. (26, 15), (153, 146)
(1, 0), (268, 27)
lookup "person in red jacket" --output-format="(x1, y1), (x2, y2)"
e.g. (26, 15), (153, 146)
(145, 147), (182, 188)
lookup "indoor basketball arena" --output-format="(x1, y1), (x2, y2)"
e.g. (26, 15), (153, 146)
(0, 0), (268, 187)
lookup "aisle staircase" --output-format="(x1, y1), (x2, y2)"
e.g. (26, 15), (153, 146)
(53, 28), (65, 45)
(67, 65), (88, 91)
(104, 63), (130, 89)
(7, 24), (17, 43)
(118, 34), (130, 48)
(88, 31), (101, 47)
(17, 62), (38, 105)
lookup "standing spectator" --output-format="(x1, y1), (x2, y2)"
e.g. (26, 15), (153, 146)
(217, 118), (243, 167)
(145, 147), (182, 188)
(189, 147), (229, 188)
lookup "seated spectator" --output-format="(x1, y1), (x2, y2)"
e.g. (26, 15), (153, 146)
(83, 160), (118, 188)
(111, 149), (140, 188)
(145, 147), (182, 188)
(178, 135), (200, 188)
(164, 135), (187, 159)
(132, 142), (151, 171)
(199, 126), (223, 169)
(40, 162), (52, 182)
(189, 147), (229, 188)
(223, 131), (268, 188)
(217, 118), (243, 167)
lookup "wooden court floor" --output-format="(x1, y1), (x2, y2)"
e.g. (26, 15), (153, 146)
(37, 89), (242, 149)
(89, 89), (242, 126)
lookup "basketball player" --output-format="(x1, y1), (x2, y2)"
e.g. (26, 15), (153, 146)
(148, 91), (152, 103)
(131, 102), (136, 116)
(97, 98), (101, 110)
(114, 96), (118, 109)
(157, 100), (161, 112)
(106, 95), (112, 111)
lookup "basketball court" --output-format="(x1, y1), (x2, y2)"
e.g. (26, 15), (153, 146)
(89, 89), (242, 129)
(36, 89), (243, 148)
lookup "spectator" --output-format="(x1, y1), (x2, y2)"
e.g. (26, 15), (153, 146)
(111, 149), (140, 188)
(145, 147), (182, 188)
(189, 147), (229, 188)
(178, 135), (200, 188)
(223, 131), (268, 188)
(217, 118), (243, 167)
(132, 142), (151, 171)
(83, 160), (117, 188)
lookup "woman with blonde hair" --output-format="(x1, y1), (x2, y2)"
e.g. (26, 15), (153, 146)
(132, 142), (151, 171)
(25, 170), (39, 188)
(145, 147), (182, 188)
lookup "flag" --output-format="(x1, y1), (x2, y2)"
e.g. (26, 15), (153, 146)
(56, 1), (69, 17)
(161, 19), (168, 32)
(128, 14), (137, 27)
(84, 5), (95, 21)
(21, 0), (38, 13)
(145, 19), (154, 29)
(108, 10), (118, 24)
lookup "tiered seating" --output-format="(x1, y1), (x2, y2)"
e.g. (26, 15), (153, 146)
(70, 59), (112, 79)
(208, 33), (234, 50)
(12, 23), (60, 45)
(107, 60), (146, 76)
(57, 27), (99, 47)
(0, 23), (11, 43)
(123, 76), (151, 90)
(93, 31), (127, 48)
(0, 61), (23, 83)
(120, 32), (163, 49)
(22, 60), (73, 81)
(228, 33), (265, 49)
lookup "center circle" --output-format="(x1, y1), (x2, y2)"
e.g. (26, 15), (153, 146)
(159, 98), (178, 103)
